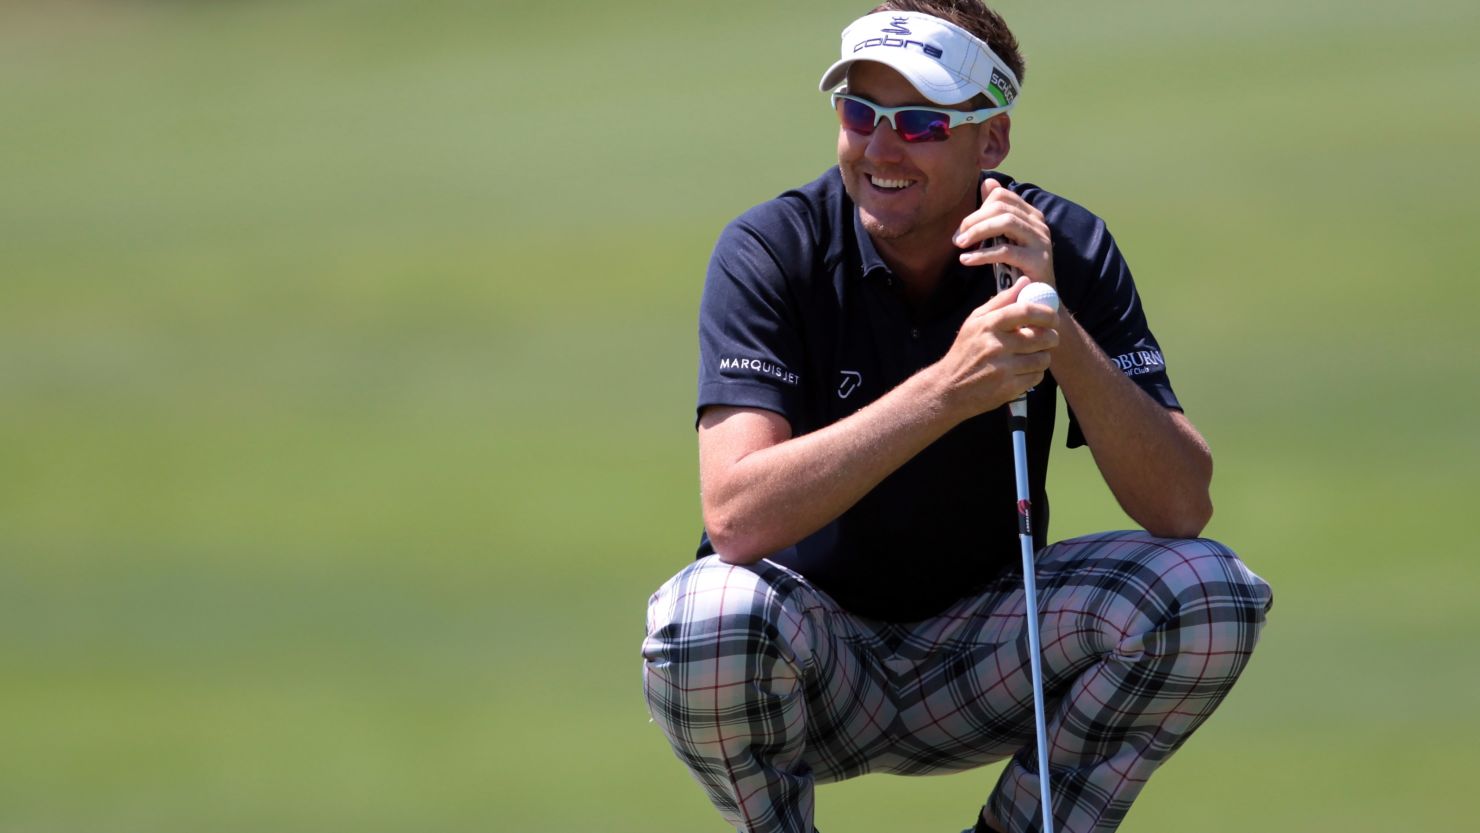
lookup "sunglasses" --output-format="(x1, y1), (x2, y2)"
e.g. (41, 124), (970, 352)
(831, 93), (1009, 143)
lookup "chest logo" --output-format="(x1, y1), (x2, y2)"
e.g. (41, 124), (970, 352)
(838, 370), (863, 399)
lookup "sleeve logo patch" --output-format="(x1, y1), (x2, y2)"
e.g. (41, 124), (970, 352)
(718, 357), (800, 386)
(1112, 349), (1166, 376)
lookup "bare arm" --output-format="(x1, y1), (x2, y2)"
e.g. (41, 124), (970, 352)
(699, 378), (955, 564)
(954, 178), (1213, 538)
(700, 279), (1057, 563)
(1049, 313), (1213, 537)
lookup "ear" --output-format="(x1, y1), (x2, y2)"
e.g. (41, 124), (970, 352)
(977, 114), (1011, 170)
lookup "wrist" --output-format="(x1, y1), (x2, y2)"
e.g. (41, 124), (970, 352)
(1047, 311), (1092, 383)
(913, 358), (972, 425)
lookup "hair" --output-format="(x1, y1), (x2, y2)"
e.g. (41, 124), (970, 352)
(870, 0), (1025, 85)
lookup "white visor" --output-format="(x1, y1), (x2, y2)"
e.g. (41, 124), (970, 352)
(818, 11), (1021, 108)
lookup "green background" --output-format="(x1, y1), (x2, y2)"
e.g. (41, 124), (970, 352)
(3, 1), (1476, 830)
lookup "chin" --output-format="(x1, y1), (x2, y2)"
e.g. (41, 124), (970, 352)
(858, 210), (913, 240)
(843, 170), (920, 241)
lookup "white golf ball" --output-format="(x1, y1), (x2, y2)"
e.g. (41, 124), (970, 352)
(1018, 282), (1060, 312)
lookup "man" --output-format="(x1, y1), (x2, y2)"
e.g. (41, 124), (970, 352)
(642, 3), (1272, 832)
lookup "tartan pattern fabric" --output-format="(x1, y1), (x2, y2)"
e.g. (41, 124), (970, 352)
(641, 531), (1272, 833)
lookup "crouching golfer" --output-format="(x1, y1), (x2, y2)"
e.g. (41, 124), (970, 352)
(642, 3), (1272, 831)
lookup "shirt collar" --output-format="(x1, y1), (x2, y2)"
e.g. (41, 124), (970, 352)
(851, 205), (891, 279)
(847, 170), (1009, 281)
(849, 202), (981, 288)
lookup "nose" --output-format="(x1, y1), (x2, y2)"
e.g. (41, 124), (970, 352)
(863, 117), (906, 163)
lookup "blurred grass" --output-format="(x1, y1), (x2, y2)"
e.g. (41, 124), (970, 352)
(2, 0), (1477, 831)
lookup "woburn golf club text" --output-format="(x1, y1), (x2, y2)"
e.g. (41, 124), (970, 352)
(1112, 349), (1166, 376)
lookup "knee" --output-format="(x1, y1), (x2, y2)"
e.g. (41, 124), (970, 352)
(1163, 538), (1271, 615)
(642, 556), (812, 685)
(1145, 537), (1272, 656)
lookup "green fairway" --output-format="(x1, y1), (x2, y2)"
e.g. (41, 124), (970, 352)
(2, 1), (1477, 831)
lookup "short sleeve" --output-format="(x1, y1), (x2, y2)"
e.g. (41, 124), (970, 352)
(1056, 214), (1182, 448)
(696, 218), (807, 431)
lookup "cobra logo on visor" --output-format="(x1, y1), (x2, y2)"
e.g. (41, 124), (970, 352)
(853, 34), (945, 59)
(881, 16), (911, 35)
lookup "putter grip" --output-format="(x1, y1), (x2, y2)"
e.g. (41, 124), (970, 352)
(987, 236), (1019, 295)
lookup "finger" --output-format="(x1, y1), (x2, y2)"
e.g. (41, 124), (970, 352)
(953, 202), (1039, 250)
(980, 175), (1004, 205)
(982, 186), (1050, 229)
(956, 218), (1051, 267)
(965, 278), (1028, 322)
(963, 202), (1048, 243)
(961, 276), (1029, 327)
(1015, 289), (1063, 321)
(981, 182), (1032, 212)
(1018, 326), (1060, 353)
(959, 238), (1034, 269)
(964, 245), (1055, 291)
(958, 176), (1042, 240)
(954, 212), (1018, 249)
(981, 188), (1049, 234)
(1020, 352), (1052, 375)
(981, 185), (1037, 215)
(981, 275), (1032, 311)
(1001, 304), (1057, 329)
(991, 303), (1057, 333)
(1005, 367), (1047, 400)
(1012, 351), (1051, 376)
(999, 324), (1059, 354)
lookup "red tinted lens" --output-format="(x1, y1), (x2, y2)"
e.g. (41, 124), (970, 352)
(896, 109), (951, 142)
(838, 98), (878, 134)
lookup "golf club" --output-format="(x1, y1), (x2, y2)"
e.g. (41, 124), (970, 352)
(1003, 270), (1061, 833)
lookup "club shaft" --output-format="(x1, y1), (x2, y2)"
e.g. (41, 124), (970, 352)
(1009, 400), (1055, 833)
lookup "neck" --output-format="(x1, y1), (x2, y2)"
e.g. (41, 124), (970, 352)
(872, 235), (956, 304)
(869, 200), (975, 304)
(864, 177), (976, 298)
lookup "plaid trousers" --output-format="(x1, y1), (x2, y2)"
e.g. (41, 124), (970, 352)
(641, 531), (1272, 833)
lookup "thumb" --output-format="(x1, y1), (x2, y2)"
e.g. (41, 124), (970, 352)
(985, 275), (1031, 310)
(980, 175), (1002, 205)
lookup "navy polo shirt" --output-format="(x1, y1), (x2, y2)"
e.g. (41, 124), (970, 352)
(695, 167), (1179, 622)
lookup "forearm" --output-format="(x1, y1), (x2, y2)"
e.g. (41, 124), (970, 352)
(701, 279), (1056, 562)
(701, 367), (963, 563)
(1051, 315), (1213, 537)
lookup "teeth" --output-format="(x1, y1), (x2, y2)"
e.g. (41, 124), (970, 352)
(871, 176), (912, 189)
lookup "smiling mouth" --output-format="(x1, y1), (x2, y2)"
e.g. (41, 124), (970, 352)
(867, 174), (916, 191)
